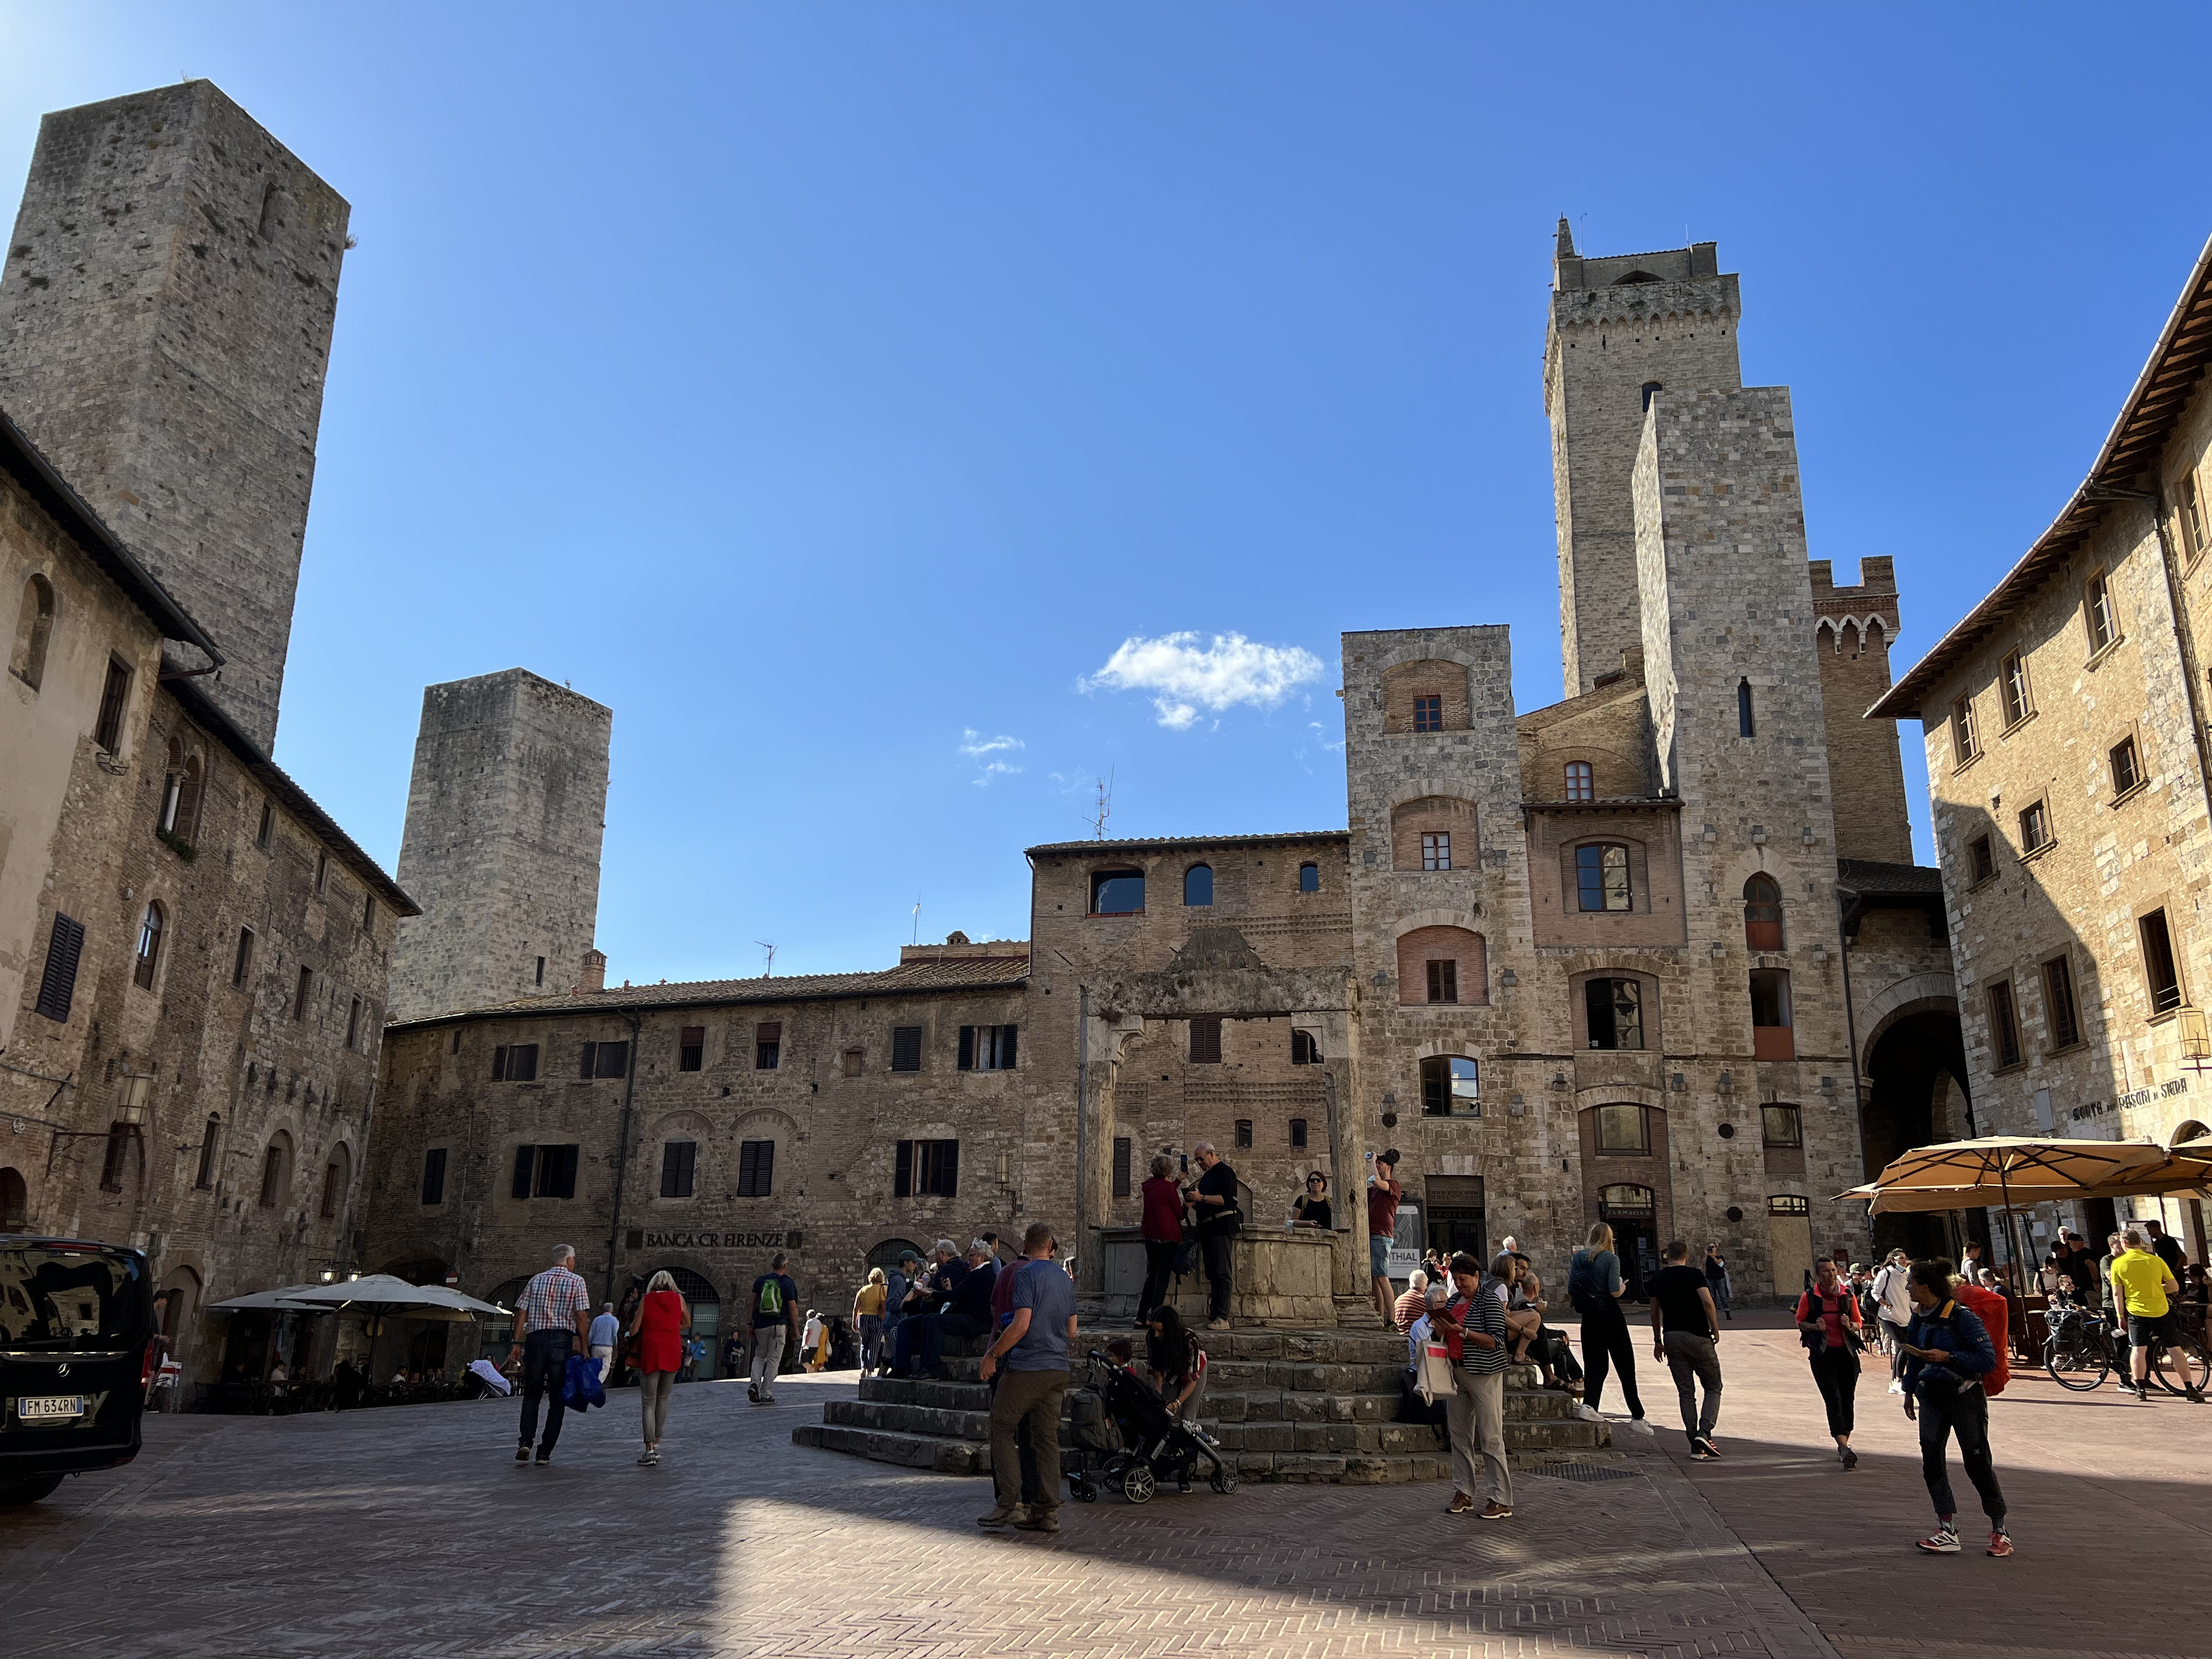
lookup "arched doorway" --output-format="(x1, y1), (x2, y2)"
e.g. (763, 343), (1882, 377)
(2163, 1119), (2211, 1264)
(1578, 1102), (1673, 1298)
(1861, 1005), (1970, 1261)
(868, 1238), (926, 1273)
(0, 1166), (27, 1229)
(663, 1267), (721, 1379)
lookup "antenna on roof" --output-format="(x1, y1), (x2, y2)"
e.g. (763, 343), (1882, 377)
(911, 900), (921, 946)
(1088, 768), (1114, 840)
(756, 941), (776, 977)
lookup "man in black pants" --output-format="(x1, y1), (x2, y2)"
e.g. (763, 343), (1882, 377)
(1648, 1239), (1722, 1458)
(1900, 1256), (2011, 1558)
(1186, 1141), (1240, 1331)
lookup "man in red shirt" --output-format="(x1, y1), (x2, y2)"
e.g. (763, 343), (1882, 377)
(1367, 1149), (1404, 1323)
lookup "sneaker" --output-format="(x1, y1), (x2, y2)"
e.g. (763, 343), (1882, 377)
(1478, 1501), (1514, 1521)
(1886, 1380), (1906, 1395)
(747, 1383), (760, 1403)
(1206, 1318), (1231, 1332)
(977, 1505), (1027, 1529)
(515, 1443), (531, 1463)
(1446, 1491), (1475, 1515)
(1627, 1416), (1655, 1436)
(637, 1451), (657, 1465)
(1574, 1404), (1602, 1421)
(1916, 1526), (1961, 1554)
(1839, 1444), (1858, 1470)
(534, 1449), (552, 1466)
(1689, 1438), (1714, 1460)
(1703, 1437), (1721, 1459)
(1015, 1510), (1062, 1533)
(1986, 1531), (2014, 1558)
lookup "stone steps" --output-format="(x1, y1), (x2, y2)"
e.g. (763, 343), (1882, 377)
(796, 1324), (1610, 1484)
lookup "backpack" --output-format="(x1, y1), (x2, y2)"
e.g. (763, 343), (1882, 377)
(756, 1275), (786, 1318)
(1952, 1282), (2010, 1397)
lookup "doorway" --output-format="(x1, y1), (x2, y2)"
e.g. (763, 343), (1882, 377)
(665, 1267), (720, 1380)
(1768, 1194), (1814, 1297)
(1598, 1184), (1656, 1300)
(1422, 1174), (1484, 1275)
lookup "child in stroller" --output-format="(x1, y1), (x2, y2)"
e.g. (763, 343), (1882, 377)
(1066, 1342), (1237, 1504)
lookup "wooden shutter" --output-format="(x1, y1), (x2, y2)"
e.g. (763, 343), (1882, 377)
(493, 1046), (509, 1082)
(1000, 1024), (1017, 1068)
(891, 1026), (923, 1072)
(33, 912), (84, 1022)
(660, 1141), (684, 1198)
(1189, 1017), (1222, 1064)
(753, 1140), (773, 1196)
(510, 1144), (535, 1199)
(895, 1139), (912, 1198)
(580, 1041), (598, 1079)
(542, 1144), (578, 1199)
(737, 1140), (759, 1196)
(1112, 1136), (1132, 1198)
(957, 1026), (975, 1070)
(756, 1021), (782, 1042)
(941, 1140), (958, 1198)
(514, 1044), (540, 1082)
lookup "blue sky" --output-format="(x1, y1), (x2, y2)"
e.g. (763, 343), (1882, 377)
(7, 7), (2211, 982)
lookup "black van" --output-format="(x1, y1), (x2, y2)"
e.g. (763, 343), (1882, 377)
(0, 1235), (154, 1505)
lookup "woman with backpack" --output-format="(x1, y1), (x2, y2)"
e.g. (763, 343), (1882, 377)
(1796, 1255), (1867, 1468)
(1568, 1223), (1650, 1433)
(1898, 1256), (2011, 1557)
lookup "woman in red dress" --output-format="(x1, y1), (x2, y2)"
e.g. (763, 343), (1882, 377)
(627, 1270), (688, 1466)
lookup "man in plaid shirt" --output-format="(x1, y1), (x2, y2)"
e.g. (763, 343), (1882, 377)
(508, 1244), (593, 1464)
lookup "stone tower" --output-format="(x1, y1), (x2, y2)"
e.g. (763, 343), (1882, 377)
(1546, 219), (1741, 696)
(0, 81), (350, 752)
(388, 670), (613, 1022)
(1811, 557), (1915, 864)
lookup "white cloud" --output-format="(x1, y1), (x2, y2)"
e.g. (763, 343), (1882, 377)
(1080, 632), (1326, 729)
(958, 729), (1024, 786)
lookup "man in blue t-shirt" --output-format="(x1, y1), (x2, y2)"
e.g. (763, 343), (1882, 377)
(977, 1221), (1077, 1533)
(747, 1252), (800, 1405)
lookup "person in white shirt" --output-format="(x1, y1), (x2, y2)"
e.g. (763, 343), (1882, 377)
(588, 1301), (620, 1383)
(1872, 1249), (1914, 1389)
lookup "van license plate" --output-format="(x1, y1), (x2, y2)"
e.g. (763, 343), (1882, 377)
(19, 1395), (86, 1421)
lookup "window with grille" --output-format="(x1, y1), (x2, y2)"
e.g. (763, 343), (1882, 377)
(1768, 1194), (1809, 1218)
(492, 1044), (540, 1082)
(2043, 954), (2081, 1050)
(890, 1026), (924, 1072)
(1576, 844), (1631, 911)
(1112, 1137), (1132, 1198)
(1421, 832), (1451, 871)
(35, 912), (84, 1022)
(660, 1140), (697, 1198)
(1760, 1104), (1803, 1149)
(895, 1139), (958, 1198)
(2000, 650), (2032, 726)
(1987, 981), (2022, 1070)
(2085, 571), (2118, 654)
(2141, 909), (2184, 1015)
(1234, 1119), (1253, 1150)
(420, 1146), (447, 1206)
(958, 1024), (1019, 1070)
(1593, 1104), (1648, 1153)
(1410, 693), (1444, 733)
(1290, 1029), (1321, 1066)
(1425, 958), (1458, 1004)
(2018, 799), (2051, 854)
(1564, 761), (1594, 801)
(679, 1026), (705, 1072)
(1968, 835), (1996, 885)
(738, 1139), (776, 1197)
(1584, 977), (1644, 1050)
(1420, 1056), (1480, 1117)
(1188, 1016), (1223, 1064)
(2111, 735), (2142, 796)
(757, 1021), (782, 1070)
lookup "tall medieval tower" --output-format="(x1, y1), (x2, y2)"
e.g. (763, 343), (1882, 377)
(388, 669), (613, 1022)
(1545, 220), (1740, 697)
(0, 81), (349, 752)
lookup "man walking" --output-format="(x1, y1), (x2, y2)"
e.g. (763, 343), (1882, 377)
(507, 1244), (592, 1465)
(1366, 1149), (1404, 1324)
(1702, 1243), (1733, 1321)
(977, 1222), (1078, 1533)
(1873, 1248), (1914, 1388)
(1898, 1257), (2010, 1557)
(1186, 1142), (1240, 1332)
(1648, 1239), (1723, 1458)
(588, 1301), (620, 1384)
(748, 1251), (800, 1406)
(2111, 1226), (2195, 1401)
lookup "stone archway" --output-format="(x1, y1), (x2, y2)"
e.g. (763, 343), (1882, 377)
(1861, 1001), (1970, 1260)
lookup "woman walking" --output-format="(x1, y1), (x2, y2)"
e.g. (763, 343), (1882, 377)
(1139, 1155), (1184, 1316)
(853, 1267), (888, 1376)
(1568, 1223), (1649, 1433)
(628, 1270), (688, 1467)
(1797, 1255), (1866, 1468)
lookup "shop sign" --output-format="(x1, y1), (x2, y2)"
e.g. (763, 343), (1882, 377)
(627, 1229), (802, 1251)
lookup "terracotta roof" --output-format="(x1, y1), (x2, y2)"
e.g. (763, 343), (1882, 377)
(1873, 231), (2212, 718)
(1836, 859), (1945, 897)
(1026, 831), (1348, 856)
(392, 950), (1031, 1030)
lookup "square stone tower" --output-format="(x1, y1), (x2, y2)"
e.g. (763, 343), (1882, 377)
(388, 670), (613, 1022)
(0, 81), (350, 752)
(1546, 220), (1741, 696)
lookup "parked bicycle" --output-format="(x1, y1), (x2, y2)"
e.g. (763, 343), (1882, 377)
(2043, 1291), (2209, 1396)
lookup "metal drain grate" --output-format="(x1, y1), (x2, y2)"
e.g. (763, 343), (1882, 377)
(1528, 1460), (1643, 1484)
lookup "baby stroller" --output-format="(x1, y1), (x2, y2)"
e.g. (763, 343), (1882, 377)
(1065, 1350), (1237, 1504)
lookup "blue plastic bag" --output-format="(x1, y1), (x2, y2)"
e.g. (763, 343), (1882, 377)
(562, 1351), (606, 1411)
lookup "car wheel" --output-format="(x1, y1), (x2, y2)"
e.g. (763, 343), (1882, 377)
(0, 1474), (65, 1506)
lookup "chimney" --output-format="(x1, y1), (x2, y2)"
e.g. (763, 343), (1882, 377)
(579, 949), (607, 994)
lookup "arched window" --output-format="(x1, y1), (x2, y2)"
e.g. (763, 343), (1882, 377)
(1743, 874), (1783, 950)
(1564, 761), (1594, 802)
(11, 573), (54, 691)
(158, 737), (185, 834)
(1599, 1182), (1656, 1215)
(1089, 868), (1145, 915)
(195, 1116), (220, 1189)
(1420, 1056), (1480, 1117)
(1298, 862), (1319, 893)
(1738, 679), (1756, 738)
(1640, 381), (1663, 411)
(0, 1166), (26, 1229)
(133, 902), (164, 989)
(1575, 844), (1631, 912)
(1183, 864), (1213, 907)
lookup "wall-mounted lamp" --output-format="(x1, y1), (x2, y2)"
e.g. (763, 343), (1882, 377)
(1499, 969), (1518, 989)
(1670, 1072), (1687, 1092)
(1551, 1070), (1569, 1091)
(1507, 1093), (1526, 1117)
(1716, 1071), (1734, 1094)
(1819, 1075), (1837, 1095)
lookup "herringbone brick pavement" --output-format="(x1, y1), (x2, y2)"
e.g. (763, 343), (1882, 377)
(0, 1370), (1833, 1659)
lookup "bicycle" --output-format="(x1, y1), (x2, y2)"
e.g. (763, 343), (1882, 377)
(2044, 1296), (2210, 1396)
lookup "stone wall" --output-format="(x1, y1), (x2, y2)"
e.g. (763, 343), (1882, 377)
(0, 81), (349, 751)
(1811, 557), (1914, 864)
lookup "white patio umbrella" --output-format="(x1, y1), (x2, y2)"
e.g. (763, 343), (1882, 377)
(280, 1274), (507, 1322)
(206, 1284), (333, 1313)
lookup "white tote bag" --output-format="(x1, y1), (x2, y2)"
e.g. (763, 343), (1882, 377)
(1416, 1339), (1458, 1404)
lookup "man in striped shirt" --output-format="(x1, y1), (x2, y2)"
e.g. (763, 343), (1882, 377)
(507, 1244), (593, 1465)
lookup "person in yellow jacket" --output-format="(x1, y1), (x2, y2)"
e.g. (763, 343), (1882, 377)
(2110, 1227), (2201, 1401)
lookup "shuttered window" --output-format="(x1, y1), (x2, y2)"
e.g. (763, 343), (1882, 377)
(895, 1139), (958, 1197)
(1189, 1017), (1223, 1065)
(493, 1044), (541, 1082)
(660, 1140), (697, 1198)
(535, 1144), (579, 1199)
(511, 1144), (537, 1199)
(890, 1026), (924, 1072)
(33, 912), (85, 1022)
(957, 1024), (1019, 1071)
(737, 1139), (775, 1198)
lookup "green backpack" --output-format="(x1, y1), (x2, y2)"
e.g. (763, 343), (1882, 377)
(756, 1276), (785, 1318)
